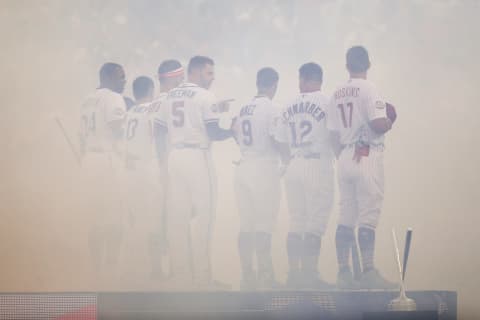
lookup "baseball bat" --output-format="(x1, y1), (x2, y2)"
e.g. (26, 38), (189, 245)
(54, 116), (82, 167)
(402, 228), (413, 281)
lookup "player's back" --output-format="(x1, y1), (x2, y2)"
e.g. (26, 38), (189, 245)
(235, 95), (278, 159)
(329, 78), (385, 146)
(124, 102), (155, 160)
(279, 90), (331, 157)
(80, 88), (125, 152)
(163, 83), (217, 149)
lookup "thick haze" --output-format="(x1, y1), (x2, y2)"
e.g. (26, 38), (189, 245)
(1, 0), (479, 318)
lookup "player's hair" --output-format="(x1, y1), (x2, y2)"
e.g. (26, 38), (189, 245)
(299, 62), (323, 82)
(132, 76), (154, 100)
(256, 67), (279, 89)
(188, 56), (214, 74)
(99, 62), (122, 83)
(346, 46), (370, 73)
(158, 59), (182, 75)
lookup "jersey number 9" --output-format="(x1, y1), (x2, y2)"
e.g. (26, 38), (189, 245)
(241, 120), (253, 146)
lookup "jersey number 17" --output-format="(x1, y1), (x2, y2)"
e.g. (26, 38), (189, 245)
(337, 102), (353, 128)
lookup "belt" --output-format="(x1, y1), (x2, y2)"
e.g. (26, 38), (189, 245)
(303, 153), (322, 159)
(173, 143), (206, 149)
(293, 153), (322, 159)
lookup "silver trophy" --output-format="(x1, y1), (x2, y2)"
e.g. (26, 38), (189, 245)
(388, 228), (416, 311)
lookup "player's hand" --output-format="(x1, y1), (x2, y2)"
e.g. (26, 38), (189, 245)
(216, 99), (234, 113)
(386, 102), (397, 124)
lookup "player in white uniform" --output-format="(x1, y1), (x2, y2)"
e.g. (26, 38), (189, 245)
(275, 63), (334, 289)
(327, 46), (397, 289)
(79, 62), (127, 284)
(157, 56), (232, 289)
(122, 76), (164, 285)
(232, 68), (281, 290)
(149, 59), (185, 279)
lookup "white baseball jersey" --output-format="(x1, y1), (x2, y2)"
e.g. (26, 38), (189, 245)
(124, 102), (156, 160)
(275, 90), (332, 158)
(327, 78), (388, 229)
(234, 95), (279, 159)
(160, 82), (221, 287)
(157, 82), (219, 148)
(233, 95), (281, 233)
(275, 90), (334, 235)
(80, 88), (126, 152)
(327, 78), (387, 146)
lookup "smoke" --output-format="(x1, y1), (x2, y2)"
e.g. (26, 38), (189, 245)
(1, 0), (479, 318)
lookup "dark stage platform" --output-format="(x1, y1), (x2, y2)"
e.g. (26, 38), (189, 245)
(0, 290), (456, 320)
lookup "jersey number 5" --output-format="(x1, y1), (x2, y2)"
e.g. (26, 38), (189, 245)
(337, 103), (353, 128)
(172, 101), (185, 127)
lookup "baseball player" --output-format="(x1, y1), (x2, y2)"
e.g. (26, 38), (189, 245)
(156, 56), (232, 289)
(122, 76), (164, 284)
(274, 62), (334, 289)
(327, 46), (397, 289)
(232, 67), (282, 290)
(79, 62), (127, 285)
(149, 59), (185, 279)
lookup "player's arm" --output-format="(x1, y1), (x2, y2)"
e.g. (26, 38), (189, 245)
(329, 130), (343, 159)
(272, 138), (291, 165)
(153, 121), (168, 163)
(203, 93), (233, 141)
(325, 98), (343, 158)
(205, 119), (232, 141)
(109, 119), (125, 140)
(270, 115), (291, 165)
(230, 116), (240, 144)
(369, 117), (392, 135)
(365, 89), (394, 135)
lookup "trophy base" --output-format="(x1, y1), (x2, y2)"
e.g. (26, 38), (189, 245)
(388, 296), (418, 311)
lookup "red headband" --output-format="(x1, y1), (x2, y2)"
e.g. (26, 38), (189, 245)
(159, 67), (184, 78)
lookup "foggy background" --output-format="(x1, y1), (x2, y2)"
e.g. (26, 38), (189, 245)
(1, 0), (479, 318)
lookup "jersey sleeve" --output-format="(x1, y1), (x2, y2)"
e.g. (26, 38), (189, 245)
(273, 108), (289, 144)
(151, 99), (168, 130)
(105, 93), (126, 123)
(326, 95), (340, 132)
(267, 104), (280, 138)
(201, 91), (220, 124)
(365, 84), (387, 121)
